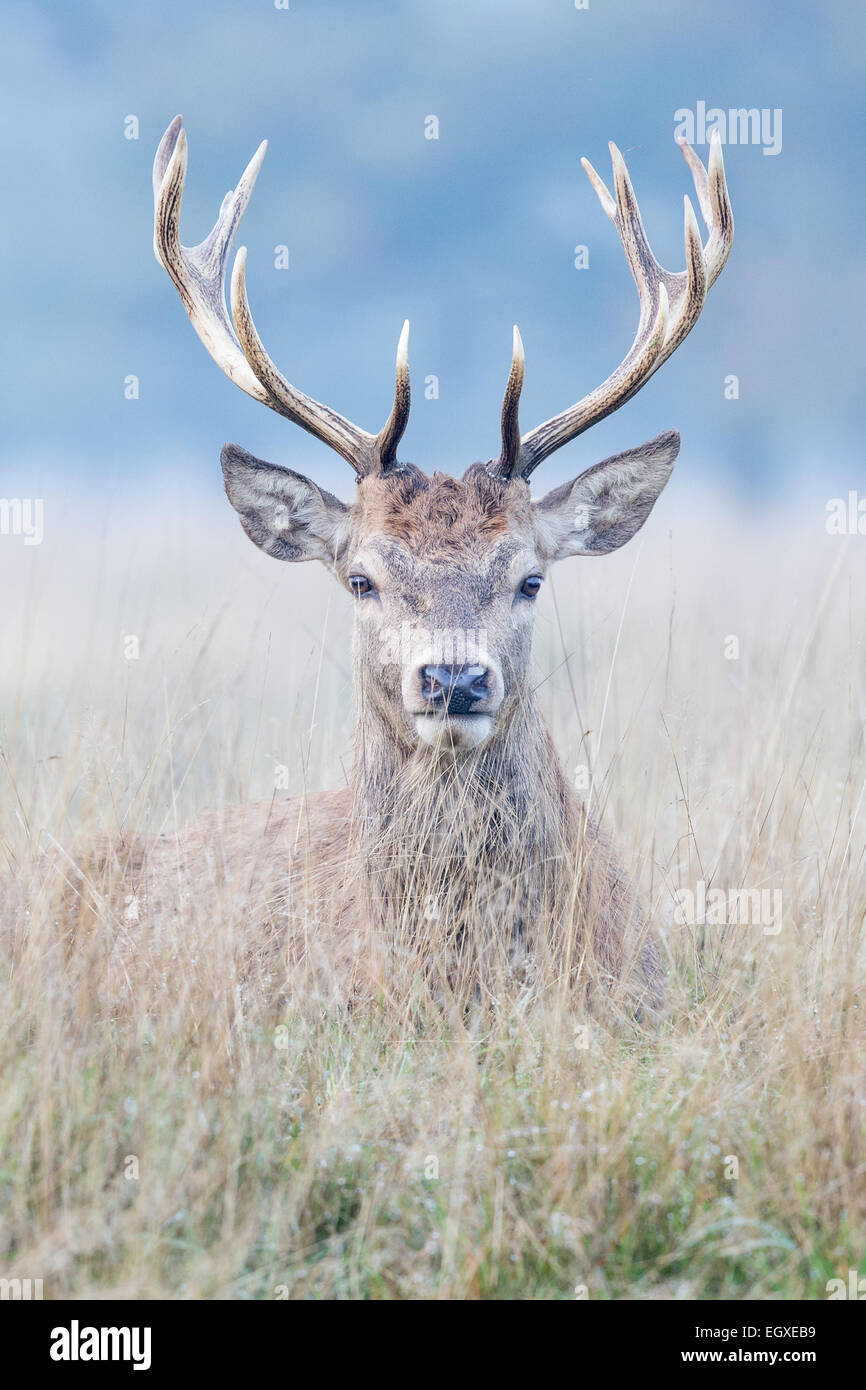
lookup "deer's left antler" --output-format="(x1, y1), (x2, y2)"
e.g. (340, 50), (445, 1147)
(494, 132), (733, 480)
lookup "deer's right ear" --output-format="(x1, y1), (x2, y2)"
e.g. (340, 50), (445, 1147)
(221, 443), (351, 569)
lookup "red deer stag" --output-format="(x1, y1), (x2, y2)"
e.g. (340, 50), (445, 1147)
(141, 116), (732, 1013)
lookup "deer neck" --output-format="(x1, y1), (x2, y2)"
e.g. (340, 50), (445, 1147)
(350, 694), (579, 887)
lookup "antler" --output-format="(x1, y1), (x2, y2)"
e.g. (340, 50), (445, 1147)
(153, 116), (410, 476)
(495, 131), (733, 480)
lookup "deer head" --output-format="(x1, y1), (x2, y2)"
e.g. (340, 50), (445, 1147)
(153, 117), (732, 755)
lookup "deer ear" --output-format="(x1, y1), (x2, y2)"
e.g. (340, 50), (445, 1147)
(221, 443), (351, 568)
(532, 430), (679, 562)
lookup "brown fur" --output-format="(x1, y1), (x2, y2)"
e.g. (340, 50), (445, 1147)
(64, 458), (667, 1019)
(351, 467), (522, 556)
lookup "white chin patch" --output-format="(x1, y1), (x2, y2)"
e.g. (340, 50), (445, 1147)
(413, 713), (494, 751)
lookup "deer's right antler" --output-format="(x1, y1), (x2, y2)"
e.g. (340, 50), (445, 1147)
(495, 132), (733, 480)
(153, 116), (410, 476)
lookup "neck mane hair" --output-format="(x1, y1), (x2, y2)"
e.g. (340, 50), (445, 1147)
(350, 637), (643, 1010)
(350, 471), (574, 953)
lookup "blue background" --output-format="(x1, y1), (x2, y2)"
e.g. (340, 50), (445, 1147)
(2, 0), (864, 504)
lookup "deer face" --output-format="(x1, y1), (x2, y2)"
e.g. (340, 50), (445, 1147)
(154, 120), (730, 752)
(221, 432), (679, 752)
(342, 466), (539, 752)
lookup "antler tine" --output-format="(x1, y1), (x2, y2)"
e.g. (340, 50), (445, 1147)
(678, 129), (734, 288)
(376, 319), (412, 469)
(153, 117), (410, 476)
(503, 136), (732, 480)
(496, 325), (525, 476)
(230, 247), (378, 471)
(153, 118), (273, 408)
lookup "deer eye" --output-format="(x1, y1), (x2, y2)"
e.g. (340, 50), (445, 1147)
(519, 574), (543, 599)
(348, 574), (374, 597)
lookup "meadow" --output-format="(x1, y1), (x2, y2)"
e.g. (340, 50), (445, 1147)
(1, 486), (863, 1299)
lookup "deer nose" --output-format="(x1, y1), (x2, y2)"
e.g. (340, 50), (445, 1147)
(420, 664), (490, 715)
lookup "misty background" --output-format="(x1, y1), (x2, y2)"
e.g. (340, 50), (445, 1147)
(1, 0), (864, 522)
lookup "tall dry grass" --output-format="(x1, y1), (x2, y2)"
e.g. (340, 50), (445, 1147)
(1, 485), (864, 1299)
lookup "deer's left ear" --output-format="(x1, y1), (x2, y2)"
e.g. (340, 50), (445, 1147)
(532, 429), (679, 562)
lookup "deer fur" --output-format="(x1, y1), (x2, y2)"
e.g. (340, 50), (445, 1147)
(95, 117), (734, 1017)
(82, 448), (677, 1017)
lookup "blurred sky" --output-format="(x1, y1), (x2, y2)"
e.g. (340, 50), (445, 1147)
(2, 0), (865, 506)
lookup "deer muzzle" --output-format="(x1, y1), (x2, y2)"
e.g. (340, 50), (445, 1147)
(406, 659), (504, 751)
